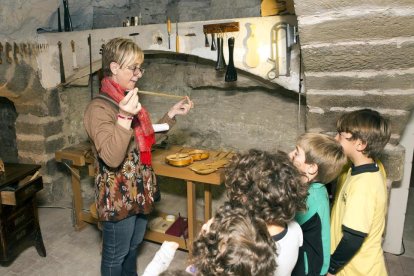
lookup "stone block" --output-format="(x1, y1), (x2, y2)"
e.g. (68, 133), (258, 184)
(382, 145), (405, 181)
(302, 41), (414, 72)
(307, 91), (414, 112)
(305, 73), (414, 91)
(16, 136), (65, 155)
(16, 118), (64, 136)
(294, 0), (414, 16)
(8, 62), (33, 93)
(299, 15), (414, 44)
(306, 109), (409, 139)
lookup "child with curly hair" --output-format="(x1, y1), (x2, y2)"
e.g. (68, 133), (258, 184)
(149, 202), (277, 276)
(225, 149), (308, 276)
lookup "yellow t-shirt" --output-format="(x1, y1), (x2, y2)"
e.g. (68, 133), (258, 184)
(331, 162), (387, 276)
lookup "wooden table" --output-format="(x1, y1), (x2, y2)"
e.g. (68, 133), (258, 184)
(0, 163), (46, 264)
(55, 142), (226, 250)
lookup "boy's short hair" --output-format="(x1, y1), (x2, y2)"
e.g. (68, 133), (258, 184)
(191, 202), (277, 276)
(336, 109), (391, 159)
(297, 133), (348, 184)
(101, 37), (144, 77)
(225, 149), (307, 225)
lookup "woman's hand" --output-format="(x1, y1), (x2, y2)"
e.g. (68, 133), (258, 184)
(119, 88), (141, 116)
(167, 96), (194, 118)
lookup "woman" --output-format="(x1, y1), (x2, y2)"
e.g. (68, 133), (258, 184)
(84, 37), (193, 276)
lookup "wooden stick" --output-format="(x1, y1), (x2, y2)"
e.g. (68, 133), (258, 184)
(138, 90), (185, 99)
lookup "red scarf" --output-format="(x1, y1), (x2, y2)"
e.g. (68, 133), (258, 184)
(100, 77), (155, 165)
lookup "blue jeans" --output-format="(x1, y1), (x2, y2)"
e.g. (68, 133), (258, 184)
(101, 214), (148, 276)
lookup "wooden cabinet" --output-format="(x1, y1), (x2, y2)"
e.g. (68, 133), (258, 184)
(0, 163), (46, 265)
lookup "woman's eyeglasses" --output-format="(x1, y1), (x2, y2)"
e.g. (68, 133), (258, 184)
(126, 65), (145, 75)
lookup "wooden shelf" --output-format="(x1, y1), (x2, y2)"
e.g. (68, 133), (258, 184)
(203, 22), (239, 34)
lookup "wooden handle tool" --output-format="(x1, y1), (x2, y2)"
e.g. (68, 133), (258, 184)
(139, 90), (184, 99)
(175, 21), (179, 53)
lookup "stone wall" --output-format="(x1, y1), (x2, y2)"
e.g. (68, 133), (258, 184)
(293, 0), (414, 253)
(294, 0), (414, 182)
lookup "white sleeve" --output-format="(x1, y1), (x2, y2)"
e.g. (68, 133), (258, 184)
(142, 241), (178, 276)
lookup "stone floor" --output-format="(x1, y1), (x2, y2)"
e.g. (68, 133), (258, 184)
(0, 201), (413, 275)
(0, 207), (188, 276)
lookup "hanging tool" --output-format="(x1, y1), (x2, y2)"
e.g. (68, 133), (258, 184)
(57, 7), (62, 32)
(13, 42), (20, 63)
(167, 17), (171, 49)
(71, 40), (78, 70)
(0, 42), (3, 64)
(5, 42), (12, 64)
(21, 43), (28, 58)
(215, 34), (226, 71)
(210, 33), (216, 51)
(204, 32), (209, 47)
(88, 34), (93, 99)
(57, 41), (66, 83)
(175, 21), (179, 53)
(225, 37), (237, 82)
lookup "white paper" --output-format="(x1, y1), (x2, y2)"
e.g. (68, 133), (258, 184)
(152, 123), (169, 133)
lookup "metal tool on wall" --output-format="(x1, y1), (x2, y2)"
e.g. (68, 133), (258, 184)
(167, 17), (171, 49)
(203, 22), (240, 77)
(63, 0), (73, 31)
(225, 37), (237, 82)
(13, 43), (20, 63)
(57, 41), (65, 83)
(88, 34), (93, 99)
(4, 42), (12, 64)
(71, 40), (78, 69)
(215, 34), (226, 71)
(210, 33), (216, 51)
(268, 23), (297, 78)
(0, 43), (3, 64)
(204, 32), (209, 47)
(57, 7), (62, 32)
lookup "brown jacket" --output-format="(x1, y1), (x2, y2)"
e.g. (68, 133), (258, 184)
(84, 97), (176, 221)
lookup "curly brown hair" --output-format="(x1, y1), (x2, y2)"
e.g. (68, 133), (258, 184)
(225, 149), (308, 225)
(190, 202), (277, 276)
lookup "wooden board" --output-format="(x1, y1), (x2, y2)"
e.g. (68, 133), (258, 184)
(203, 22), (239, 34)
(245, 24), (260, 68)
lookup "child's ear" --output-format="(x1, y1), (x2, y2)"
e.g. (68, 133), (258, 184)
(307, 163), (318, 176)
(356, 139), (367, 152)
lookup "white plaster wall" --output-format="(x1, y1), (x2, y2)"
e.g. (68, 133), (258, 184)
(37, 16), (301, 91)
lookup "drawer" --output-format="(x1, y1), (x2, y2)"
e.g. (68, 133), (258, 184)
(5, 203), (35, 233)
(6, 219), (36, 249)
(1, 176), (43, 205)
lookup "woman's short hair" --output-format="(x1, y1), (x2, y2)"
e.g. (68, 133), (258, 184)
(191, 202), (277, 276)
(225, 149), (307, 225)
(101, 37), (144, 77)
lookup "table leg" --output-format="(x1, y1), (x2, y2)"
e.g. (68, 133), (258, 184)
(204, 184), (212, 222)
(186, 180), (196, 249)
(32, 198), (46, 257)
(70, 165), (86, 231)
